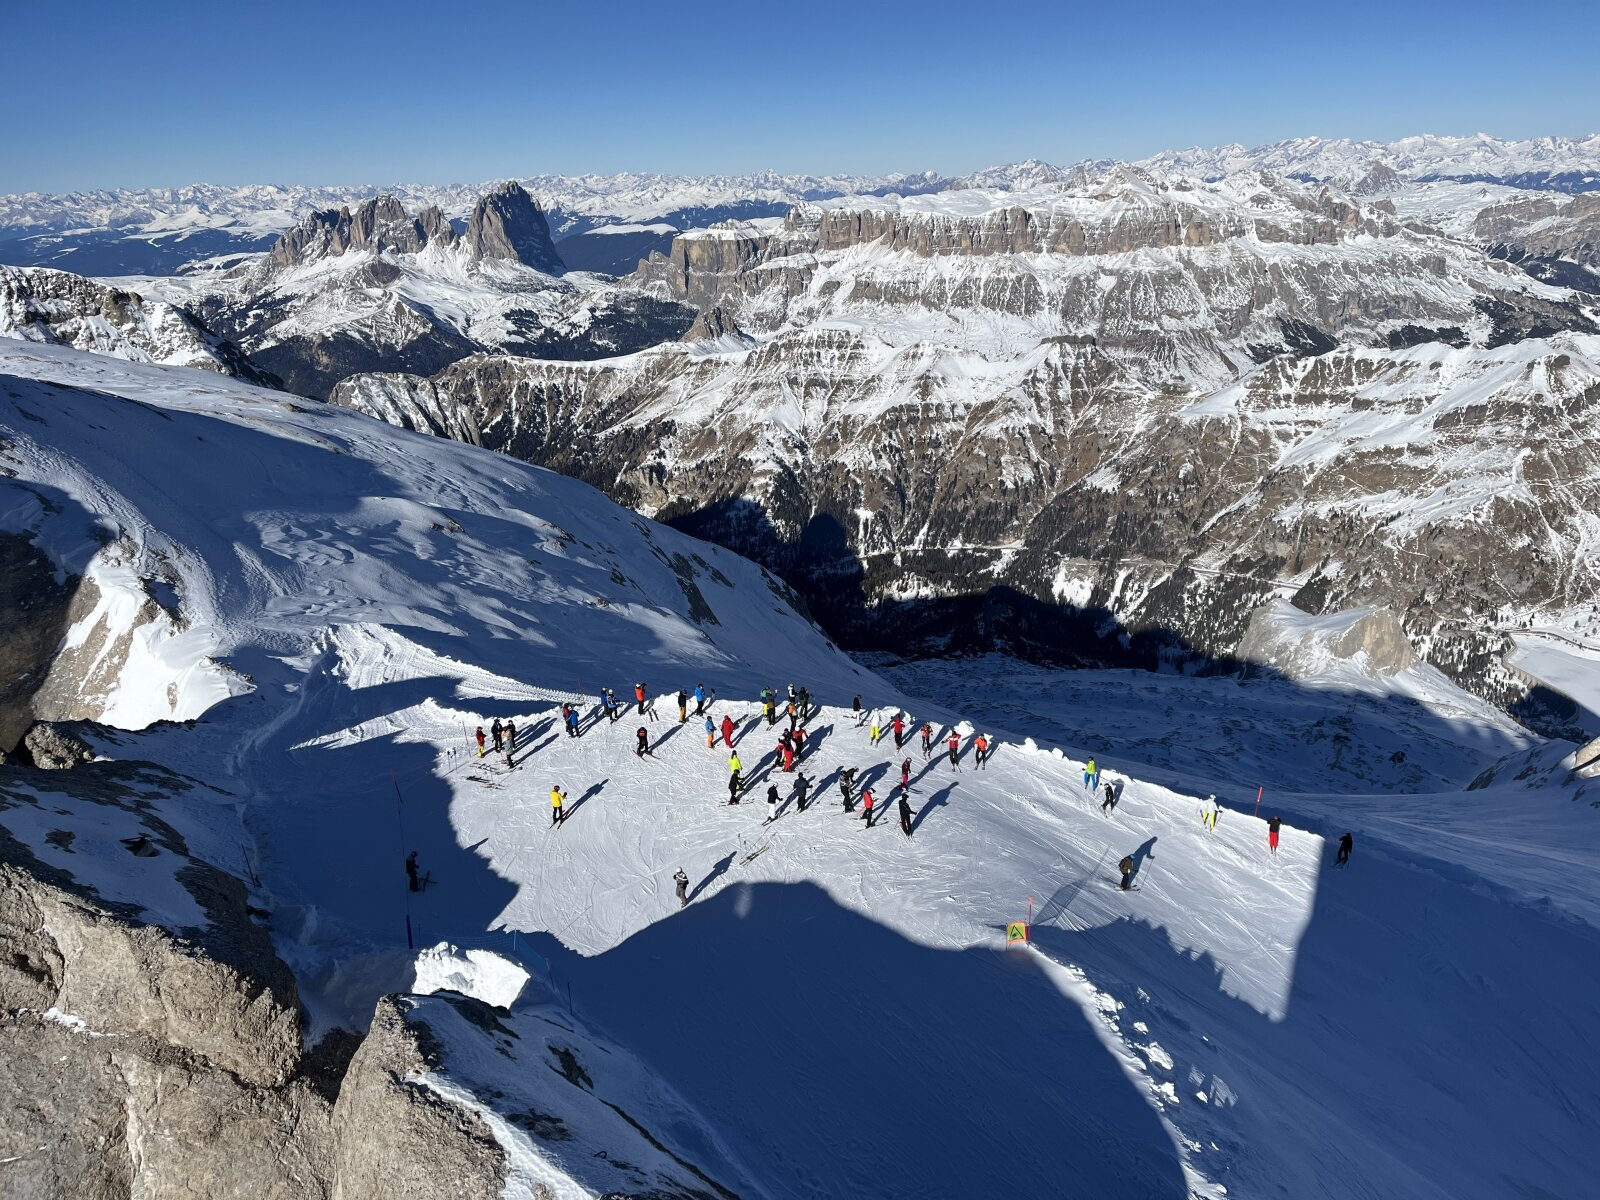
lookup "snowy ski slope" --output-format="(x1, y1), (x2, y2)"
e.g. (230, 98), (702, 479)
(1, 343), (1596, 1199)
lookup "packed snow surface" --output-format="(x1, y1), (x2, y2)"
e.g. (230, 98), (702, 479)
(2, 343), (1597, 1199)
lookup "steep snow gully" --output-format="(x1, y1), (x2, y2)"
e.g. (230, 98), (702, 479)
(1, 343), (1596, 1199)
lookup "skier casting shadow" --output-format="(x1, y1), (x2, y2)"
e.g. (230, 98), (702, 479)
(565, 779), (608, 819)
(688, 852), (736, 903)
(1128, 836), (1158, 885)
(802, 723), (835, 757)
(911, 783), (955, 834)
(856, 761), (892, 795)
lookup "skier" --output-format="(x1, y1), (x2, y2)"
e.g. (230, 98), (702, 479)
(782, 741), (795, 773)
(565, 706), (581, 738)
(1083, 756), (1099, 791)
(635, 727), (652, 757)
(797, 686), (810, 720)
(920, 722), (933, 759)
(635, 682), (647, 716)
(839, 766), (857, 811)
(704, 715), (716, 749)
(1267, 816), (1281, 856)
(891, 713), (906, 749)
(406, 850), (421, 892)
(900, 757), (912, 792)
(853, 693), (864, 726)
(606, 690), (621, 722)
(694, 684), (708, 716)
(1118, 855), (1135, 891)
(674, 868), (689, 907)
(794, 773), (811, 812)
(792, 725), (808, 756)
(504, 719), (517, 751)
(728, 751), (743, 802)
(860, 787), (875, 826)
(1336, 831), (1354, 867)
(766, 783), (781, 822)
(721, 713), (736, 748)
(475, 726), (486, 757)
(765, 695), (777, 727)
(788, 700), (799, 732)
(1101, 780), (1116, 815)
(490, 719), (504, 753)
(973, 732), (989, 769)
(1201, 795), (1219, 832)
(898, 791), (913, 836)
(550, 786), (567, 826)
(787, 682), (797, 703)
(869, 716), (883, 747)
(946, 730), (961, 768)
(677, 689), (689, 723)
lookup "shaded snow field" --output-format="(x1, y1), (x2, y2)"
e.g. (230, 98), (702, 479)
(2, 343), (1597, 1200)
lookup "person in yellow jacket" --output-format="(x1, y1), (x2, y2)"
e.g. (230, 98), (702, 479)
(550, 785), (566, 826)
(727, 752), (743, 803)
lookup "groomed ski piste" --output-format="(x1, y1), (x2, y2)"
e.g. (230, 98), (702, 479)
(2, 340), (1597, 1200)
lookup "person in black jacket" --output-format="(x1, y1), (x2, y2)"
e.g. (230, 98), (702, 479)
(898, 791), (913, 837)
(1336, 832), (1354, 867)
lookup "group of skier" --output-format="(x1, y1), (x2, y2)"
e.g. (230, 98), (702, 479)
(473, 719), (520, 767)
(426, 680), (1357, 904)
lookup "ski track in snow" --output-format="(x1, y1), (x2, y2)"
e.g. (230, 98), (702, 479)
(2, 342), (1598, 1200)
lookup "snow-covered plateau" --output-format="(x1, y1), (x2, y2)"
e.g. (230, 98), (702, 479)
(1, 341), (1597, 1199)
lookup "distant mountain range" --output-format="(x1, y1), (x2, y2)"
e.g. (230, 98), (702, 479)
(3, 133), (1596, 278)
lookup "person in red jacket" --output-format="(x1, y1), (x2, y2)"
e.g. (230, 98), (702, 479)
(792, 725), (807, 756)
(946, 730), (961, 768)
(973, 733), (990, 769)
(782, 742), (795, 772)
(860, 788), (875, 826)
(891, 714), (906, 748)
(634, 682), (647, 715)
(475, 726), (486, 757)
(721, 713), (735, 748)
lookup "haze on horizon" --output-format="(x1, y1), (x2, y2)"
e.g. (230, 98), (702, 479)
(9, 0), (1599, 193)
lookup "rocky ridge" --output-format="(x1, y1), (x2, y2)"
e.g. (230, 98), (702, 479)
(0, 264), (267, 379)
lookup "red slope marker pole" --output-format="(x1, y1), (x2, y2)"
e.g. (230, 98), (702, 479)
(1028, 896), (1033, 942)
(1254, 786), (1263, 818)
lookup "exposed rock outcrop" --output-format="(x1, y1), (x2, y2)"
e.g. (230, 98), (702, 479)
(267, 195), (457, 271)
(0, 265), (266, 379)
(330, 996), (507, 1200)
(462, 181), (564, 272)
(0, 760), (330, 1197)
(22, 720), (93, 769)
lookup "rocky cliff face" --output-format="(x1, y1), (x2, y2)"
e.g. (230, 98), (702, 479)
(461, 180), (564, 271)
(333, 313), (1600, 732)
(0, 756), (333, 1199)
(266, 195), (456, 272)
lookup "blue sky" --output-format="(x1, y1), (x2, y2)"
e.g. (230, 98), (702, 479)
(9, 0), (1598, 192)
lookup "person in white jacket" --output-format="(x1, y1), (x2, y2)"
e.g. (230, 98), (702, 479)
(1201, 795), (1219, 831)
